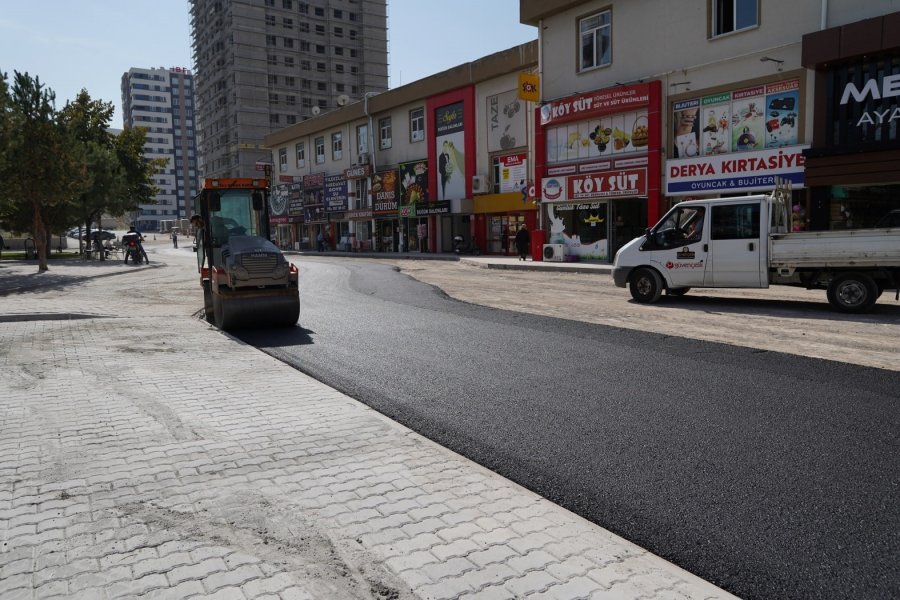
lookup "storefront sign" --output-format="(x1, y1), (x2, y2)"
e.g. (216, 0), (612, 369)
(541, 177), (567, 203)
(673, 79), (801, 158)
(303, 173), (325, 188)
(270, 184), (290, 218)
(666, 145), (808, 195)
(371, 170), (398, 214)
(414, 201), (451, 216)
(344, 164), (372, 179)
(578, 161), (612, 173)
(435, 103), (465, 201)
(568, 168), (646, 199)
(498, 153), (527, 193)
(324, 174), (348, 212)
(540, 83), (652, 126)
(269, 216), (289, 225)
(399, 159), (429, 212)
(347, 209), (373, 220)
(547, 165), (577, 176)
(288, 182), (304, 217)
(518, 72), (540, 102)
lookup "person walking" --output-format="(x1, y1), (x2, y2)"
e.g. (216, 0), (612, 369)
(172, 230), (178, 248)
(515, 224), (530, 261)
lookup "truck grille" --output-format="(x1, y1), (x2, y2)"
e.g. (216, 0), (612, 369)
(241, 254), (278, 276)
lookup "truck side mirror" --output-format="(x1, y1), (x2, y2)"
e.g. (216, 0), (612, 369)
(252, 191), (265, 211)
(208, 191), (221, 212)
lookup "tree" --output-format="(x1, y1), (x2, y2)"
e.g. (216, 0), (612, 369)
(0, 71), (84, 271)
(60, 91), (163, 258)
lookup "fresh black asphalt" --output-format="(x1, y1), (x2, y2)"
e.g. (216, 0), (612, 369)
(235, 259), (900, 600)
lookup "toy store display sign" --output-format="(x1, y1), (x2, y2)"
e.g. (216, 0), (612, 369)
(672, 79), (801, 159)
(666, 144), (808, 195)
(542, 169), (647, 203)
(540, 83), (652, 126)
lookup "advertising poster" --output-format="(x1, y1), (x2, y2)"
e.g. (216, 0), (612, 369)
(764, 80), (800, 148)
(498, 153), (527, 193)
(545, 109), (648, 164)
(673, 99), (701, 158)
(487, 90), (527, 152)
(399, 160), (428, 215)
(731, 86), (765, 152)
(270, 184), (290, 219)
(324, 174), (348, 212)
(435, 102), (466, 201)
(700, 92), (731, 156)
(371, 170), (398, 214)
(288, 181), (304, 217)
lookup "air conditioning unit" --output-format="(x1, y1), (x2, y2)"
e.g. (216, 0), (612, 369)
(543, 243), (565, 262)
(356, 152), (369, 165)
(471, 175), (488, 194)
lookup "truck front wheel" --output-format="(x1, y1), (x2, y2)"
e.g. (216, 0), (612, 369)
(629, 268), (663, 303)
(826, 273), (878, 313)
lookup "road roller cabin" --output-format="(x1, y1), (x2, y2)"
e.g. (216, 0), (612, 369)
(194, 178), (300, 330)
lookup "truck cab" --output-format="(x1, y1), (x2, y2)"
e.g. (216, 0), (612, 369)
(613, 194), (772, 302)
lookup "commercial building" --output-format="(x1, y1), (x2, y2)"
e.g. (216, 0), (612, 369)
(521, 0), (900, 261)
(189, 0), (388, 179)
(262, 42), (538, 254)
(120, 66), (199, 232)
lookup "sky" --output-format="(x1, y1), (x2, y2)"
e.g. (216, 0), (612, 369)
(0, 1), (536, 126)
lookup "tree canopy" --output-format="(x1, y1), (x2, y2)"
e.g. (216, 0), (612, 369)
(0, 71), (162, 271)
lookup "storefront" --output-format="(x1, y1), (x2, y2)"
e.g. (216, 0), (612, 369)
(398, 159), (433, 252)
(535, 81), (662, 262)
(802, 12), (900, 230)
(371, 169), (399, 252)
(269, 180), (292, 248)
(344, 164), (372, 251)
(324, 174), (349, 248)
(287, 180), (304, 249)
(302, 173), (326, 247)
(666, 76), (810, 229)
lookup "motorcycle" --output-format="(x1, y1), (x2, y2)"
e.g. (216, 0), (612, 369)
(123, 234), (146, 265)
(453, 235), (481, 256)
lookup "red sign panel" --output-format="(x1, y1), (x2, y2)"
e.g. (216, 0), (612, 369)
(540, 83), (653, 126)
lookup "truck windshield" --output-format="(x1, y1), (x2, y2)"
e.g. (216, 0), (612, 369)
(651, 205), (705, 247)
(209, 190), (261, 248)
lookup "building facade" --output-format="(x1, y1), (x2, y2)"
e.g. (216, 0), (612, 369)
(121, 66), (199, 232)
(521, 0), (900, 261)
(189, 0), (388, 179)
(263, 43), (539, 254)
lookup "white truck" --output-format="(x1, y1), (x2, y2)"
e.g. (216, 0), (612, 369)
(612, 190), (900, 313)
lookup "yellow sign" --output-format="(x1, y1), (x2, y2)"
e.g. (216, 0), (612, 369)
(518, 72), (540, 102)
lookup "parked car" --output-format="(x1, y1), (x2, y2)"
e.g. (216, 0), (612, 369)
(875, 209), (900, 228)
(80, 230), (116, 241)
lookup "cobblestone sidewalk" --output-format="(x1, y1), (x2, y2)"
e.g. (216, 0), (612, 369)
(0, 254), (737, 599)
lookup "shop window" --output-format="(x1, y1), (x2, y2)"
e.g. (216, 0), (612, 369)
(379, 117), (392, 149)
(410, 107), (424, 142)
(296, 141), (305, 168)
(332, 131), (343, 160)
(579, 10), (611, 71)
(711, 0), (758, 37)
(315, 136), (325, 164)
(357, 124), (368, 154)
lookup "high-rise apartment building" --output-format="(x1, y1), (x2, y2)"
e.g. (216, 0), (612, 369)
(190, 0), (389, 178)
(120, 66), (199, 231)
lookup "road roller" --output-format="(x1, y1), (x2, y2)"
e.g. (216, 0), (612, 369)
(194, 178), (299, 331)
